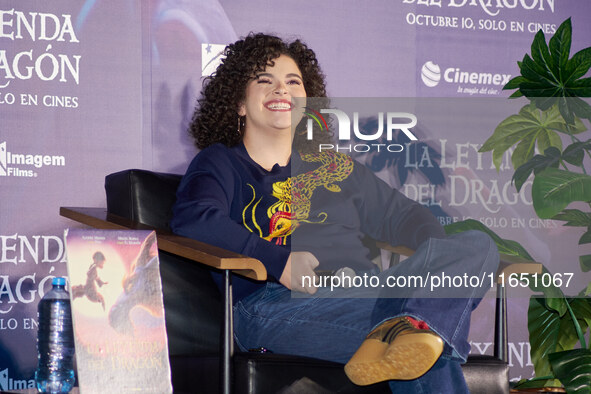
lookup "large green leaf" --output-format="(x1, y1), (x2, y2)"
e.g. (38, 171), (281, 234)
(444, 220), (569, 308)
(558, 96), (591, 126)
(579, 228), (591, 246)
(581, 254), (591, 272)
(513, 377), (561, 390)
(568, 297), (591, 344)
(504, 18), (591, 124)
(444, 219), (533, 260)
(512, 137), (591, 192)
(528, 297), (589, 382)
(562, 140), (591, 167)
(549, 349), (591, 394)
(480, 104), (565, 171)
(552, 209), (591, 227)
(512, 147), (561, 192)
(531, 168), (591, 219)
(548, 18), (572, 77)
(565, 48), (591, 85)
(528, 266), (567, 310)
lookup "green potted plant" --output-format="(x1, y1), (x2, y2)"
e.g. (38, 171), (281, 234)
(478, 18), (591, 393)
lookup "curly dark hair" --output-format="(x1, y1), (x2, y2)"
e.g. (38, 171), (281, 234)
(189, 33), (332, 152)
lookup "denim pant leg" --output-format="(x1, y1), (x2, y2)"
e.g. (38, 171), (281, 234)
(234, 282), (377, 364)
(235, 287), (470, 393)
(234, 230), (499, 392)
(372, 230), (500, 361)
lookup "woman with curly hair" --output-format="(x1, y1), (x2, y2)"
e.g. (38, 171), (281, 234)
(189, 33), (331, 153)
(171, 33), (498, 392)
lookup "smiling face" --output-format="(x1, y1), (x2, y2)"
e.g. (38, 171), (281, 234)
(238, 55), (307, 137)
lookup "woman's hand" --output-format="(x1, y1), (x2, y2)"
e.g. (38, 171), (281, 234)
(279, 251), (319, 294)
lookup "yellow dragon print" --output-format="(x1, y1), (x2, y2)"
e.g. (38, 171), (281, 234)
(242, 151), (354, 244)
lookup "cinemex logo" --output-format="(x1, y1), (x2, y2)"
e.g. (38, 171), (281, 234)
(0, 141), (65, 177)
(420, 61), (511, 94)
(305, 109), (418, 153)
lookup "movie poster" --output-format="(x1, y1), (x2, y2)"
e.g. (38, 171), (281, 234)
(65, 229), (172, 393)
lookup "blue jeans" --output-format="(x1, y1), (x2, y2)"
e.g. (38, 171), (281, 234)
(234, 230), (499, 393)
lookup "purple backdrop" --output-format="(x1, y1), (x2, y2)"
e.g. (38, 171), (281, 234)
(1, 0), (590, 387)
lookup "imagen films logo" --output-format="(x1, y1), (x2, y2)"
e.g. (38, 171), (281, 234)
(0, 141), (66, 177)
(304, 108), (418, 153)
(0, 141), (6, 176)
(0, 369), (34, 391)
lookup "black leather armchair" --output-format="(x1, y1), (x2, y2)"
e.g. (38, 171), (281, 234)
(61, 168), (542, 393)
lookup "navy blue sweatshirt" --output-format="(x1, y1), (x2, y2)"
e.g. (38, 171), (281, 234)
(171, 143), (444, 302)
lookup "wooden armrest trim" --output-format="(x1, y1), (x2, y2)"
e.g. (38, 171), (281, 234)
(60, 207), (267, 281)
(62, 208), (543, 285)
(376, 242), (415, 257)
(377, 242), (543, 285)
(497, 254), (542, 284)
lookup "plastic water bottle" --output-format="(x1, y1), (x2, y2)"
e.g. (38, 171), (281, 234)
(35, 277), (76, 393)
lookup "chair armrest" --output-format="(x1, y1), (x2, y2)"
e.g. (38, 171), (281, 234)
(495, 254), (542, 283)
(376, 243), (414, 258)
(375, 241), (542, 281)
(60, 207), (267, 281)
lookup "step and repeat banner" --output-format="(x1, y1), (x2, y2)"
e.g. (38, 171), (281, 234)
(1, 0), (590, 388)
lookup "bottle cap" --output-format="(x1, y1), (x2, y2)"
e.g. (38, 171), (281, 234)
(52, 277), (67, 286)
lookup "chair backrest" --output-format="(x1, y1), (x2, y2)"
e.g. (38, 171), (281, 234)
(104, 169), (222, 356)
(105, 169), (182, 230)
